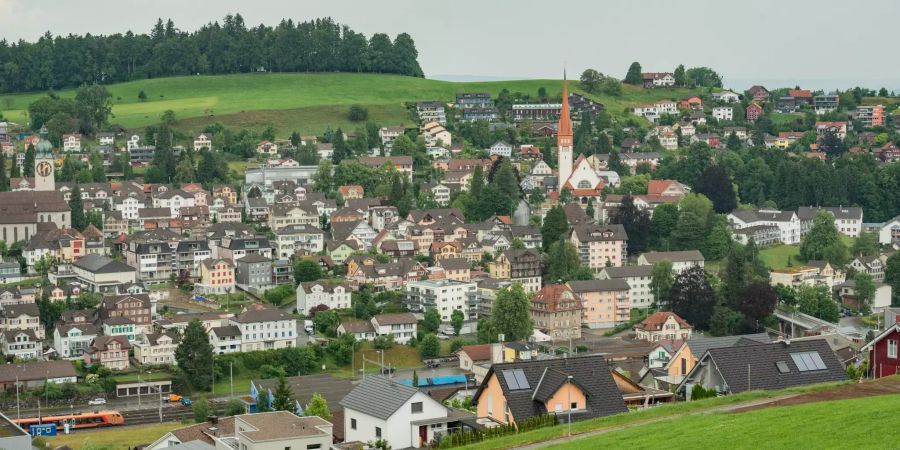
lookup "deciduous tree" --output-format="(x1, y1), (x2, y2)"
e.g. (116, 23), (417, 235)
(668, 266), (716, 329)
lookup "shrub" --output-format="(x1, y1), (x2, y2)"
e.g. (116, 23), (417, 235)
(348, 105), (368, 122)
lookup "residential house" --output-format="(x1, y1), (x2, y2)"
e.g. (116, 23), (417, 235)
(209, 325), (242, 354)
(371, 313), (417, 344)
(62, 134), (82, 152)
(53, 322), (99, 359)
(732, 224), (781, 247)
(274, 224), (325, 258)
(489, 141), (513, 157)
(341, 376), (463, 449)
(815, 121), (848, 140)
(133, 332), (179, 366)
(417, 101), (447, 125)
(677, 340), (846, 400)
(748, 85), (770, 102)
(797, 206), (863, 238)
(728, 209), (802, 245)
(531, 284), (583, 341)
(659, 333), (772, 388)
(338, 185), (365, 200)
(70, 253), (137, 293)
(597, 265), (654, 309)
(1, 330), (41, 360)
(255, 140), (277, 156)
(857, 104), (885, 128)
(0, 360), (78, 391)
(0, 303), (44, 339)
(641, 72), (675, 88)
(231, 305), (296, 352)
(472, 355), (627, 426)
(98, 294), (152, 332)
(746, 102), (763, 122)
(435, 257), (471, 282)
(849, 256), (885, 282)
(406, 279), (475, 322)
(487, 249), (542, 293)
(337, 320), (377, 342)
(711, 90), (740, 103)
(860, 324), (900, 378)
(235, 255), (273, 291)
(296, 281), (351, 314)
(568, 223), (628, 271)
(712, 106), (733, 121)
(194, 258), (235, 295)
(634, 311), (693, 342)
(83, 335), (131, 370)
(378, 126), (405, 145)
(193, 133), (212, 151)
(814, 95), (840, 115)
(637, 250), (704, 274)
(567, 279), (631, 329)
(646, 179), (689, 198)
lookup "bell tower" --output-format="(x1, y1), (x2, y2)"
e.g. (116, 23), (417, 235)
(557, 73), (573, 190)
(34, 126), (55, 192)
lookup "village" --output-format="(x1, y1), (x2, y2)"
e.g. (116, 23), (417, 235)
(0, 8), (899, 450)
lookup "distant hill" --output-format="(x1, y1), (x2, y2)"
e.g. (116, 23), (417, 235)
(0, 73), (705, 135)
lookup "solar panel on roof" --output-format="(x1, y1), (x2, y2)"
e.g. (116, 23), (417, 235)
(501, 369), (530, 390)
(790, 351), (827, 372)
(513, 369), (530, 389)
(502, 370), (521, 389)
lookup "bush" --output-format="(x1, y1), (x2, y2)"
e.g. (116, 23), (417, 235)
(348, 105), (369, 122)
(224, 398), (245, 416)
(420, 334), (440, 359)
(373, 334), (394, 350)
(193, 398), (210, 423)
(690, 384), (718, 400)
(259, 364), (286, 379)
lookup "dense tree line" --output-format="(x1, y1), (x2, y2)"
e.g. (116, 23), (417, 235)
(655, 142), (900, 223)
(0, 14), (423, 93)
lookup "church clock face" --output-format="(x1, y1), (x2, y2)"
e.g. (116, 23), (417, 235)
(36, 161), (53, 177)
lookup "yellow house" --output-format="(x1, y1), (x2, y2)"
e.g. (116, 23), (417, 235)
(472, 355), (627, 427)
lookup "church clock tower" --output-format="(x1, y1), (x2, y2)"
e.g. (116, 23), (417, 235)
(557, 74), (574, 190)
(34, 126), (55, 192)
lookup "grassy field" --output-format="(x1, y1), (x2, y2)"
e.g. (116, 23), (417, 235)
(0, 72), (705, 135)
(547, 394), (899, 449)
(39, 421), (182, 449)
(457, 380), (850, 450)
(758, 244), (800, 269)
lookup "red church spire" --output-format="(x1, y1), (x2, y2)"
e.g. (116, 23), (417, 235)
(558, 73), (573, 141)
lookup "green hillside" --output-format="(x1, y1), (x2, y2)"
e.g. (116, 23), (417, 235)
(547, 393), (898, 449)
(0, 73), (704, 135)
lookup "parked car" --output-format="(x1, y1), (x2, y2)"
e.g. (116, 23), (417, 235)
(166, 394), (183, 403)
(180, 397), (193, 406)
(380, 367), (395, 375)
(87, 398), (106, 406)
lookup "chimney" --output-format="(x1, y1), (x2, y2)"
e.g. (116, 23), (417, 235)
(208, 415), (219, 425)
(782, 339), (791, 347)
(491, 342), (503, 364)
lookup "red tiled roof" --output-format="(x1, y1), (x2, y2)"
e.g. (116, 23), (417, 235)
(634, 311), (692, 332)
(460, 343), (492, 361)
(788, 89), (812, 98)
(647, 180), (673, 196)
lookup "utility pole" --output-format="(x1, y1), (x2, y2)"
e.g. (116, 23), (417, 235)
(230, 361), (234, 398)
(137, 365), (142, 407)
(15, 375), (20, 419)
(567, 375), (573, 436)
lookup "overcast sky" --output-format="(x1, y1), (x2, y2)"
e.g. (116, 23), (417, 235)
(2, 0), (898, 90)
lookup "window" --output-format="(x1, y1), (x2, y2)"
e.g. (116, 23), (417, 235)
(375, 427), (382, 438)
(351, 418), (357, 430)
(571, 402), (578, 410)
(889, 340), (898, 359)
(411, 402), (423, 413)
(306, 445), (321, 450)
(775, 361), (790, 374)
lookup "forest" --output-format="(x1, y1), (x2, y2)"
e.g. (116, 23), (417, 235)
(0, 14), (424, 93)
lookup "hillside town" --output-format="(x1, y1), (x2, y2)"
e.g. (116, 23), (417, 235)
(0, 8), (899, 450)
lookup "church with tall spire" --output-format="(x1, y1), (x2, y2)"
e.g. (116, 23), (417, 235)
(556, 75), (604, 196)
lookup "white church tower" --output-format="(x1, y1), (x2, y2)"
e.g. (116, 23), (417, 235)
(557, 75), (573, 190)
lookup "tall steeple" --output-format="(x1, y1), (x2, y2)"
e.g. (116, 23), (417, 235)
(557, 72), (573, 190)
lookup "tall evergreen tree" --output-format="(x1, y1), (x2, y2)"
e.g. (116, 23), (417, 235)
(0, 152), (8, 192)
(23, 145), (35, 177)
(69, 184), (87, 230)
(610, 195), (651, 253)
(694, 165), (736, 214)
(272, 375), (294, 411)
(174, 319), (215, 391)
(668, 266), (716, 330)
(541, 205), (568, 251)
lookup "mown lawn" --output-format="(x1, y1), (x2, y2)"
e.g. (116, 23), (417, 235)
(0, 72), (707, 134)
(40, 421), (181, 450)
(547, 393), (899, 449)
(758, 244), (800, 269)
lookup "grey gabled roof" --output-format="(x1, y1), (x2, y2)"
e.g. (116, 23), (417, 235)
(567, 279), (630, 293)
(340, 376), (420, 420)
(600, 265), (653, 279)
(72, 253), (136, 274)
(699, 340), (846, 394)
(684, 333), (771, 358)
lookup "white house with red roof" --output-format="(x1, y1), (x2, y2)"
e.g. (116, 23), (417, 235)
(634, 311), (693, 342)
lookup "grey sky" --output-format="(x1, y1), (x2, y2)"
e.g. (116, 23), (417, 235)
(2, 0), (898, 90)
